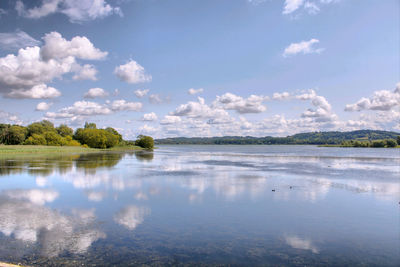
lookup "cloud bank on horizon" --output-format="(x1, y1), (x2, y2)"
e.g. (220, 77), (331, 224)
(0, 0), (398, 139)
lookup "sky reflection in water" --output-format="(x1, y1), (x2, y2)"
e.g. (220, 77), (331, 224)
(0, 146), (399, 266)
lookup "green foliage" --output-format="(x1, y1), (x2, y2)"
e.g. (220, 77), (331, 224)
(74, 127), (120, 148)
(44, 131), (66, 146)
(24, 134), (47, 145)
(28, 120), (57, 136)
(6, 125), (28, 145)
(84, 122), (97, 129)
(397, 136), (400, 146)
(105, 127), (123, 142)
(135, 135), (154, 149)
(385, 139), (397, 147)
(56, 124), (73, 137)
(371, 140), (386, 148)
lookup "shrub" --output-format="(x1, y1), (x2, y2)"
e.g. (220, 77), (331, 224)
(135, 135), (154, 149)
(371, 140), (385, 148)
(24, 134), (46, 145)
(385, 139), (397, 147)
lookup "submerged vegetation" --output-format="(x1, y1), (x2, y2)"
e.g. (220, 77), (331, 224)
(0, 121), (154, 150)
(155, 130), (400, 146)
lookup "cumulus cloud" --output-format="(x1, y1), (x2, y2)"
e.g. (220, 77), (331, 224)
(45, 99), (143, 122)
(84, 87), (109, 98)
(46, 100), (112, 119)
(283, 0), (304, 14)
(296, 89), (337, 123)
(111, 100), (142, 112)
(345, 83), (400, 111)
(272, 91), (291, 100)
(15, 0), (122, 23)
(282, 0), (337, 15)
(114, 60), (152, 84)
(283, 38), (323, 57)
(148, 94), (170, 104)
(40, 31), (107, 61)
(0, 30), (41, 51)
(172, 97), (229, 118)
(134, 89), (149, 98)
(142, 112), (158, 121)
(0, 32), (106, 99)
(160, 115), (182, 125)
(0, 110), (23, 125)
(73, 64), (97, 80)
(36, 101), (52, 111)
(6, 84), (61, 99)
(213, 93), (268, 114)
(188, 88), (204, 95)
(138, 124), (158, 135)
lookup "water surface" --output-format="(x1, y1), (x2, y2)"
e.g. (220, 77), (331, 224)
(0, 145), (399, 266)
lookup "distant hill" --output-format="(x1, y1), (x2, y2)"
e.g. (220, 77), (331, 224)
(155, 130), (400, 145)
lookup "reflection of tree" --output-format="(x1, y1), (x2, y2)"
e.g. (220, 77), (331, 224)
(75, 153), (124, 174)
(134, 151), (154, 162)
(0, 153), (125, 177)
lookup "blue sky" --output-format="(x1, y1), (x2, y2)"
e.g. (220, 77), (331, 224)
(0, 0), (398, 138)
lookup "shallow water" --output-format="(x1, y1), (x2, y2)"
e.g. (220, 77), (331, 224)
(0, 145), (399, 266)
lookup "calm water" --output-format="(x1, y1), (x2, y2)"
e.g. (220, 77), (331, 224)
(0, 145), (399, 266)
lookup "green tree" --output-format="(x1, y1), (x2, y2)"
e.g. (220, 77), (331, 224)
(44, 131), (66, 146)
(385, 139), (397, 147)
(24, 134), (46, 145)
(371, 140), (385, 148)
(0, 124), (10, 144)
(6, 125), (28, 145)
(84, 122), (97, 129)
(56, 124), (73, 137)
(135, 135), (154, 149)
(397, 136), (400, 146)
(105, 127), (122, 143)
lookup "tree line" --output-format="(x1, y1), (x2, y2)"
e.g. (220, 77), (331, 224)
(0, 121), (154, 149)
(340, 138), (399, 148)
(155, 130), (400, 146)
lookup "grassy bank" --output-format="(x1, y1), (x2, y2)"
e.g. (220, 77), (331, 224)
(0, 145), (144, 155)
(318, 144), (400, 148)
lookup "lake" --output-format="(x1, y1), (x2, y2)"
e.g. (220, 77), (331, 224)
(0, 145), (399, 266)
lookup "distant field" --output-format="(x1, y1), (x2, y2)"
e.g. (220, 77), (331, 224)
(0, 145), (144, 155)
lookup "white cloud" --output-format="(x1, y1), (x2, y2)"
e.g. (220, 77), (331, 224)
(283, 38), (323, 57)
(6, 84), (61, 99)
(0, 30), (41, 51)
(0, 110), (23, 125)
(213, 93), (268, 114)
(283, 0), (304, 14)
(73, 64), (97, 80)
(40, 31), (107, 61)
(134, 89), (149, 98)
(142, 112), (158, 121)
(84, 87), (109, 98)
(138, 124), (158, 135)
(46, 100), (112, 118)
(148, 94), (170, 104)
(0, 32), (106, 98)
(160, 115), (182, 125)
(272, 91), (291, 100)
(111, 100), (142, 112)
(345, 83), (400, 111)
(36, 101), (52, 111)
(188, 88), (204, 95)
(15, 0), (122, 23)
(304, 1), (320, 14)
(114, 60), (152, 84)
(172, 97), (229, 118)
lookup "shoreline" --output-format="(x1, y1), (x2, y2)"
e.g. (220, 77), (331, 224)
(0, 145), (145, 156)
